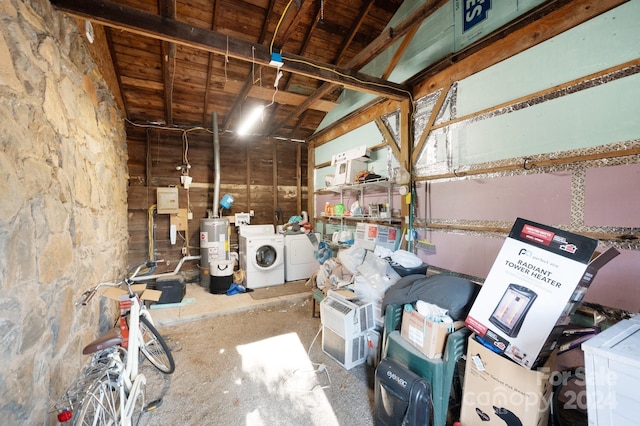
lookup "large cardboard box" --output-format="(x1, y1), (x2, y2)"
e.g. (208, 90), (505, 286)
(465, 218), (619, 368)
(354, 222), (399, 251)
(460, 336), (552, 426)
(400, 305), (464, 358)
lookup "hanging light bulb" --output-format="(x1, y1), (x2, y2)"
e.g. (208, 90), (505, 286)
(237, 105), (265, 136)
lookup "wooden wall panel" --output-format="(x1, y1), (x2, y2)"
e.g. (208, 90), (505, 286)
(126, 126), (307, 269)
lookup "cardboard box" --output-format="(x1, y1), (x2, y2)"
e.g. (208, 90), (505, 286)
(460, 336), (552, 426)
(354, 222), (400, 251)
(465, 218), (619, 368)
(401, 305), (464, 358)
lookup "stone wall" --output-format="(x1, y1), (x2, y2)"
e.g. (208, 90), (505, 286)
(0, 0), (128, 423)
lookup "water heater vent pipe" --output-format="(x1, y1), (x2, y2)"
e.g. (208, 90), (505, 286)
(212, 111), (220, 218)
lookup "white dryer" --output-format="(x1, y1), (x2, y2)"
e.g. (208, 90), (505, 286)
(239, 225), (285, 288)
(284, 233), (321, 281)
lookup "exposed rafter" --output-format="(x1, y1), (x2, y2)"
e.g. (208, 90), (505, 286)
(266, 0), (449, 136)
(201, 0), (220, 125)
(159, 0), (176, 126)
(51, 0), (410, 100)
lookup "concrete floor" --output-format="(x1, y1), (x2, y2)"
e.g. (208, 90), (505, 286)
(149, 281), (312, 326)
(139, 282), (376, 425)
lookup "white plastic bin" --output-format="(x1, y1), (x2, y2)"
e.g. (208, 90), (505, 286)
(582, 316), (640, 426)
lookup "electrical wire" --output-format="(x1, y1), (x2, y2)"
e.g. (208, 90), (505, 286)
(225, 35), (229, 82)
(282, 55), (415, 104)
(265, 69), (283, 109)
(148, 204), (157, 261)
(125, 118), (214, 135)
(182, 131), (189, 167)
(270, 0), (295, 54)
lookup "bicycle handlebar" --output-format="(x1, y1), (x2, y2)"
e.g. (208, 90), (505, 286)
(76, 260), (165, 305)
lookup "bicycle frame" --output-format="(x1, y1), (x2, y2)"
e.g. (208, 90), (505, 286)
(54, 261), (165, 425)
(118, 288), (146, 425)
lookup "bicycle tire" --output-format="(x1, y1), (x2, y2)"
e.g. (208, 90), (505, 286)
(73, 377), (121, 426)
(139, 315), (175, 374)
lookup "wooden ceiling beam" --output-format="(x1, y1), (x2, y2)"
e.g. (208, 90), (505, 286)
(264, 0), (317, 137)
(201, 0), (220, 126)
(271, 0), (314, 52)
(282, 3), (322, 91)
(223, 0), (309, 133)
(51, 0), (409, 100)
(159, 0), (176, 126)
(333, 0), (375, 66)
(103, 27), (127, 114)
(381, 26), (418, 80)
(269, 0), (445, 137)
(347, 0), (449, 71)
(410, 0), (627, 92)
(221, 0), (277, 132)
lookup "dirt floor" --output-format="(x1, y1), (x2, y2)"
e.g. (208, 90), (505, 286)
(137, 298), (376, 425)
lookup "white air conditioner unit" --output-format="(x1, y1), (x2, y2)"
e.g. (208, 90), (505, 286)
(320, 292), (375, 370)
(322, 326), (368, 370)
(320, 292), (375, 338)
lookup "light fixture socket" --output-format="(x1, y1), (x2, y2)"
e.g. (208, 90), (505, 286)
(269, 52), (284, 68)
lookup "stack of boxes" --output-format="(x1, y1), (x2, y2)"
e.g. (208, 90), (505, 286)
(373, 218), (618, 425)
(461, 218), (619, 425)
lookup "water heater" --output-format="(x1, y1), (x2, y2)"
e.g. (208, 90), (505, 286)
(199, 218), (230, 288)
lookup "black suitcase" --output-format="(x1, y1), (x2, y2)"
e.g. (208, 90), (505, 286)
(375, 357), (432, 426)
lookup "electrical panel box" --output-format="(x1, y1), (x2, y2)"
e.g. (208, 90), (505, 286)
(157, 187), (179, 214)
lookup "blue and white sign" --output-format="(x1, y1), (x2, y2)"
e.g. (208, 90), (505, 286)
(463, 0), (492, 32)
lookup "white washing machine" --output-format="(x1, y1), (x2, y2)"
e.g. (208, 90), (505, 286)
(284, 233), (321, 282)
(239, 225), (285, 288)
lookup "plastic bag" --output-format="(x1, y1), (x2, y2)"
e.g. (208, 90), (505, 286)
(356, 252), (401, 299)
(337, 245), (366, 275)
(390, 249), (422, 268)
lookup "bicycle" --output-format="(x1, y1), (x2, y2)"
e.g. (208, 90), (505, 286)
(52, 261), (175, 425)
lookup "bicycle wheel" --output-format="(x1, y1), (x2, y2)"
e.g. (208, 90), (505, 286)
(73, 377), (121, 426)
(139, 315), (175, 374)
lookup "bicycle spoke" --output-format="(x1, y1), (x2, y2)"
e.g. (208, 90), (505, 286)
(139, 315), (176, 374)
(74, 378), (121, 426)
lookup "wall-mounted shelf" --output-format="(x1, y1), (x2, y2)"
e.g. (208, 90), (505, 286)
(317, 178), (394, 194)
(315, 178), (400, 233)
(317, 214), (401, 224)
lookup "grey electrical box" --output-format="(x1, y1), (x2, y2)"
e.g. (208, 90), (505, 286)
(157, 187), (179, 214)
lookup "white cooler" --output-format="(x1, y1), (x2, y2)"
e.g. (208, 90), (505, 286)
(582, 316), (640, 426)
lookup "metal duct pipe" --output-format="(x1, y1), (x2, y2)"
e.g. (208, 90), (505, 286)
(212, 111), (220, 218)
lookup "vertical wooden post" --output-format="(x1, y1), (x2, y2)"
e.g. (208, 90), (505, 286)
(400, 98), (412, 250)
(297, 143), (302, 214)
(307, 142), (316, 226)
